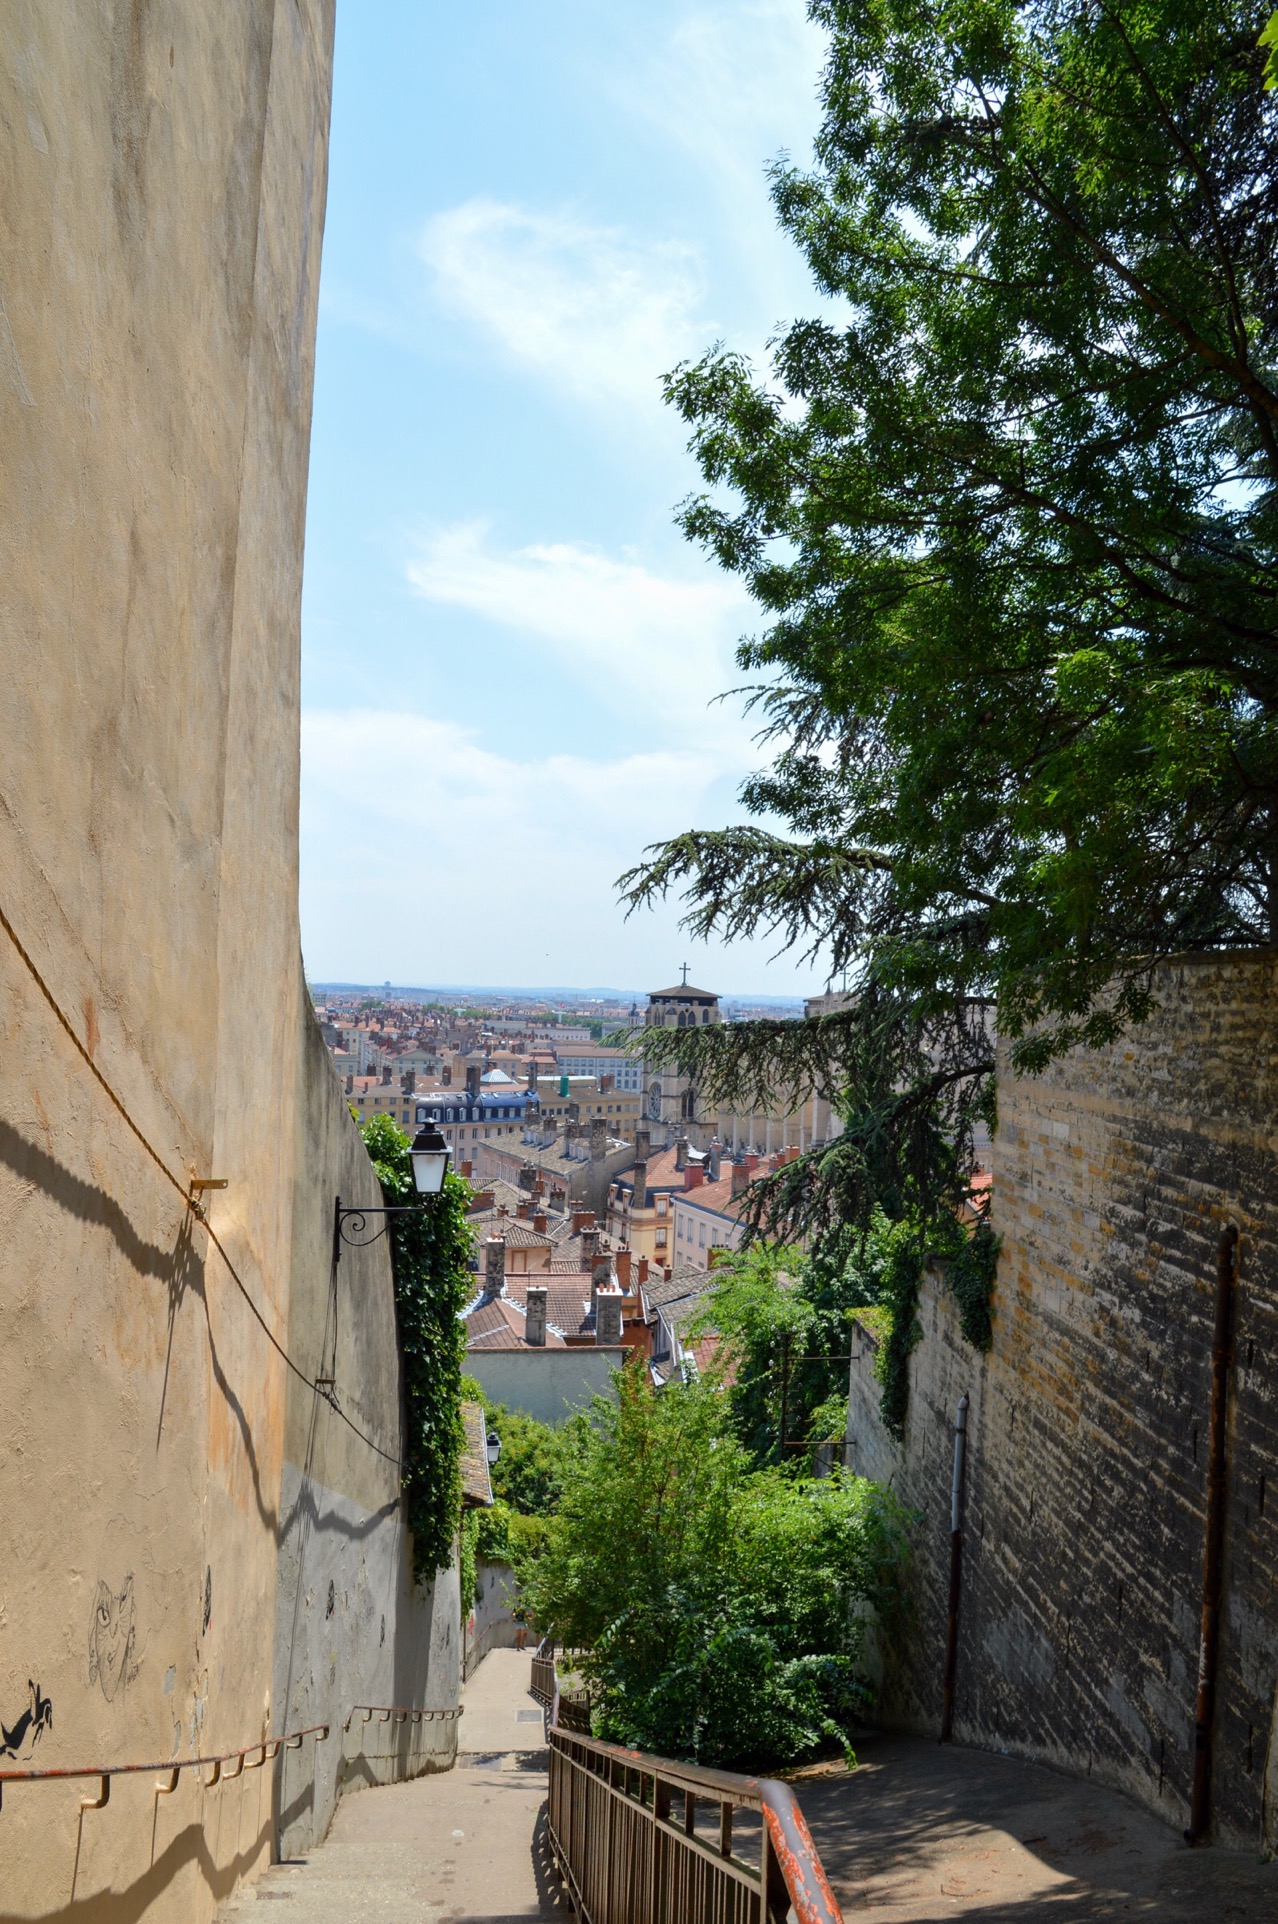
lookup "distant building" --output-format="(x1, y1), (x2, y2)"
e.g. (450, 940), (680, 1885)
(553, 1046), (642, 1091)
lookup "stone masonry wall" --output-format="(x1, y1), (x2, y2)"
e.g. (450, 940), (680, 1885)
(845, 950), (1278, 1847)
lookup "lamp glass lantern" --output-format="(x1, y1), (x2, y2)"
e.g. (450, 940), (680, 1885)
(485, 1430), (502, 1468)
(409, 1124), (451, 1196)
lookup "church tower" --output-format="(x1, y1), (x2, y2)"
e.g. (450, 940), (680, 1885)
(642, 968), (721, 1149)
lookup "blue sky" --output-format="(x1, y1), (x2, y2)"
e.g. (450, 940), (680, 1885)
(299, 0), (832, 997)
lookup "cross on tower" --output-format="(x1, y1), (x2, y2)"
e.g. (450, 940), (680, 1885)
(680, 962), (690, 985)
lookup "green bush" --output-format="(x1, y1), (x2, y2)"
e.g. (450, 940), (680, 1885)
(521, 1364), (910, 1770)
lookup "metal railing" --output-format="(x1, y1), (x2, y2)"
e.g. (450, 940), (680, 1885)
(539, 1670), (843, 1924)
(530, 1635), (557, 1708)
(343, 1704), (464, 1734)
(0, 1721), (330, 1814)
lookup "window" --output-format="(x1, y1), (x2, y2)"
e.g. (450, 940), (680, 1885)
(655, 1229), (667, 1247)
(698, 1224), (706, 1246)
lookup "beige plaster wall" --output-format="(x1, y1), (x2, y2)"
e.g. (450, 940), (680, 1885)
(0, 7), (459, 1917)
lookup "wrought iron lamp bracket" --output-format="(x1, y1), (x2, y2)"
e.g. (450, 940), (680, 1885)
(332, 1195), (427, 1266)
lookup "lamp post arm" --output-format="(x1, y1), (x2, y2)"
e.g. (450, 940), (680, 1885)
(332, 1196), (432, 1266)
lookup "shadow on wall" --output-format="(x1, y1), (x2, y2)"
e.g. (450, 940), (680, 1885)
(0, 1814), (273, 1924)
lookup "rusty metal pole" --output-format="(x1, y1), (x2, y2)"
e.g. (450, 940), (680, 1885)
(940, 1393), (969, 1743)
(1187, 1224), (1238, 1843)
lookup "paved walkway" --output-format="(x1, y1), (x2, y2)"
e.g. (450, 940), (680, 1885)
(796, 1731), (1278, 1921)
(216, 1651), (559, 1922)
(218, 1654), (1278, 1920)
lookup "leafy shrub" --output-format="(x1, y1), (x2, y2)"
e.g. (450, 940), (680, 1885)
(522, 1363), (910, 1770)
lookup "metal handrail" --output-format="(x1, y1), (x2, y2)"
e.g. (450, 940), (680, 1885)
(0, 1722), (329, 1813)
(343, 1704), (464, 1732)
(542, 1674), (843, 1924)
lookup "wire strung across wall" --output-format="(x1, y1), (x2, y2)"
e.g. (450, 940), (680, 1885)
(0, 898), (403, 1470)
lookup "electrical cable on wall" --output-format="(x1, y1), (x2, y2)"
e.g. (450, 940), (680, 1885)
(0, 898), (403, 1471)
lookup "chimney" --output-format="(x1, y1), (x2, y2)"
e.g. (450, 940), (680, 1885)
(591, 1253), (612, 1321)
(466, 1063), (480, 1099)
(637, 1255), (649, 1287)
(631, 1159), (648, 1212)
(345, 1072), (354, 1095)
(580, 1226), (600, 1272)
(527, 1058), (539, 1091)
(731, 1160), (751, 1200)
(600, 1073), (614, 1094)
(381, 1064), (392, 1085)
(571, 1209), (595, 1235)
(675, 1136), (689, 1171)
(634, 1128), (651, 1161)
(403, 1069), (416, 1095)
(517, 1200), (530, 1220)
(595, 1288), (623, 1346)
(461, 1159), (472, 1180)
(708, 1139), (721, 1181)
(684, 1162), (704, 1191)
(616, 1248), (632, 1292)
(525, 1284), (548, 1347)
(483, 1235), (506, 1300)
(533, 1211), (548, 1234)
(589, 1115), (608, 1160)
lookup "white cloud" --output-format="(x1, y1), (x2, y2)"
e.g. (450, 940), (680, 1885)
(300, 707), (814, 988)
(405, 522), (755, 741)
(607, 1), (830, 330)
(419, 199), (706, 415)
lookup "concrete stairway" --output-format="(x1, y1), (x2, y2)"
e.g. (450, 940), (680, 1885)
(215, 1650), (559, 1922)
(218, 1652), (1278, 1921)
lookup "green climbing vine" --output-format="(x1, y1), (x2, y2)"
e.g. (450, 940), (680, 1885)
(946, 1221), (1000, 1353)
(360, 1115), (474, 1582)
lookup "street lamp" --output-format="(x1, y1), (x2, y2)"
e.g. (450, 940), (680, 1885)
(409, 1124), (451, 1195)
(332, 1126), (452, 1265)
(485, 1429), (502, 1469)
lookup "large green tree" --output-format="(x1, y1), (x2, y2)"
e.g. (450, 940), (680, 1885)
(624, 0), (1278, 1240)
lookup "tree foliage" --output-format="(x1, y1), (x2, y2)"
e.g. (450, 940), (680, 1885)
(361, 1116), (473, 1581)
(623, 0), (1278, 1241)
(521, 1365), (910, 1769)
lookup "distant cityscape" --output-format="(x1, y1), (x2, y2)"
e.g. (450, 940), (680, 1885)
(310, 972), (852, 1420)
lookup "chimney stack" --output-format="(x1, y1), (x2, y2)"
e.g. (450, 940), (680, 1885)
(634, 1128), (651, 1162)
(591, 1253), (612, 1321)
(637, 1255), (649, 1287)
(731, 1160), (751, 1200)
(631, 1159), (648, 1212)
(685, 1161), (704, 1190)
(525, 1284), (547, 1347)
(403, 1069), (416, 1095)
(533, 1211), (548, 1234)
(616, 1248), (632, 1292)
(589, 1115), (608, 1160)
(381, 1064), (392, 1085)
(595, 1288), (623, 1346)
(675, 1136), (689, 1171)
(708, 1139), (721, 1181)
(579, 1226), (600, 1272)
(345, 1072), (354, 1095)
(483, 1235), (506, 1300)
(466, 1063), (480, 1099)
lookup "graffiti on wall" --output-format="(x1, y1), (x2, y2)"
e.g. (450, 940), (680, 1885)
(1, 1680), (53, 1758)
(89, 1573), (140, 1700)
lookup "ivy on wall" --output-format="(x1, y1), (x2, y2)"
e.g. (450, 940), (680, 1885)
(865, 1215), (1000, 1441)
(360, 1116), (474, 1582)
